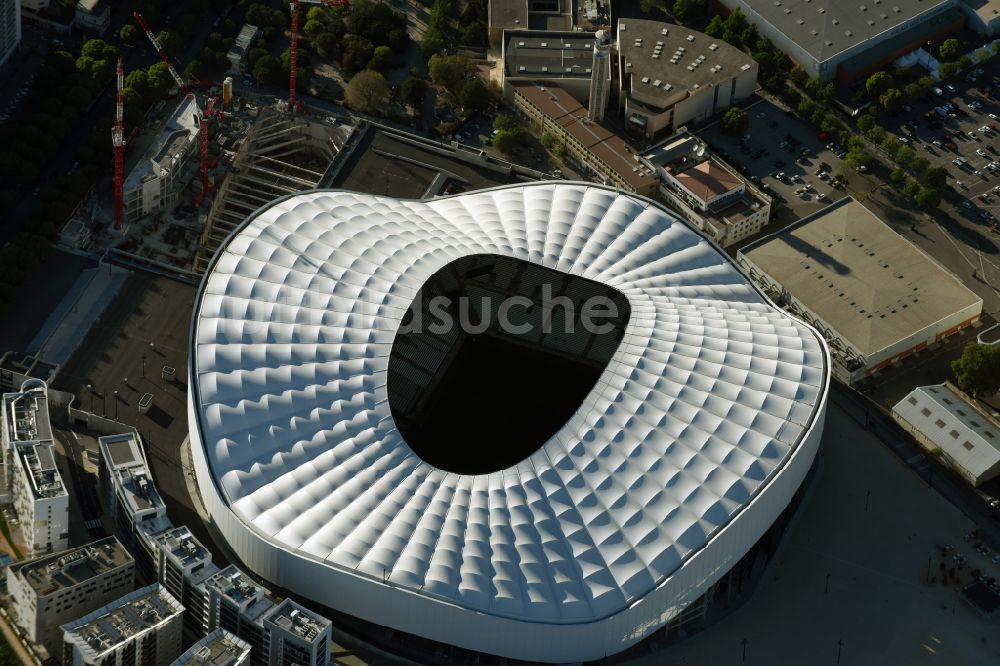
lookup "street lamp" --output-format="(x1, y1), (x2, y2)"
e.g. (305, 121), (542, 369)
(86, 384), (93, 413)
(837, 639), (844, 664)
(141, 355), (146, 379)
(113, 390), (119, 421)
(741, 638), (748, 663)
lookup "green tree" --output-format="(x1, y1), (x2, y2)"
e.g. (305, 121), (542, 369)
(429, 53), (474, 94)
(939, 38), (962, 61)
(880, 88), (903, 110)
(857, 114), (876, 134)
(847, 150), (871, 169)
(918, 75), (935, 89)
(805, 76), (823, 97)
(312, 33), (338, 58)
(915, 188), (941, 210)
(458, 78), (489, 114)
(951, 343), (1000, 398)
(865, 71), (892, 99)
(922, 166), (948, 189)
(720, 107), (749, 135)
(960, 55), (973, 71)
(460, 22), (488, 47)
(895, 145), (915, 165)
(789, 64), (807, 85)
(402, 76), (428, 109)
(156, 30), (180, 55)
(909, 157), (929, 175)
(493, 113), (518, 132)
(119, 25), (138, 45)
(940, 61), (960, 79)
(252, 55), (282, 85)
(346, 69), (389, 113)
(540, 131), (558, 151)
(368, 45), (393, 72)
(889, 168), (907, 185)
(704, 15), (724, 38)
(342, 35), (374, 73)
(867, 126), (886, 144)
(904, 82), (921, 101)
(903, 180), (920, 197)
(639, 0), (666, 15)
(493, 128), (525, 155)
(81, 39), (115, 61)
(184, 60), (205, 81)
(672, 0), (708, 24)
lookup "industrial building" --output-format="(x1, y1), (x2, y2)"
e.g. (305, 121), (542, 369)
(892, 382), (1000, 486)
(6, 537), (135, 656)
(616, 20), (758, 139)
(60, 584), (184, 666)
(640, 130), (771, 247)
(189, 182), (830, 662)
(717, 0), (964, 81)
(0, 0), (20, 70)
(500, 30), (597, 103)
(510, 82), (658, 194)
(1, 379), (69, 555)
(738, 197), (983, 383)
(170, 629), (250, 666)
(263, 601), (331, 666)
(123, 94), (200, 225)
(98, 432), (171, 580)
(74, 0), (109, 35)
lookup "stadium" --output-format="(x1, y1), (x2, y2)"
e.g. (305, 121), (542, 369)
(188, 182), (830, 663)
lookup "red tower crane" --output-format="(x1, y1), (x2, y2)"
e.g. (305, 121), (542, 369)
(194, 98), (224, 205)
(133, 11), (188, 93)
(113, 56), (125, 231)
(288, 0), (350, 110)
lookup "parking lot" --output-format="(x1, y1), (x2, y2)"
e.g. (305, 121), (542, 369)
(699, 98), (854, 222)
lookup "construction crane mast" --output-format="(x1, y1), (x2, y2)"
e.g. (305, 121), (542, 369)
(112, 57), (125, 231)
(288, 0), (350, 110)
(133, 11), (188, 93)
(195, 98), (224, 205)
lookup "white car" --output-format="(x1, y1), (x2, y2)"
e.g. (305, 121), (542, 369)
(969, 132), (981, 142)
(989, 113), (998, 120)
(977, 149), (988, 157)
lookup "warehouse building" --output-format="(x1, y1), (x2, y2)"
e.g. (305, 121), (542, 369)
(738, 197), (982, 383)
(6, 537), (134, 656)
(61, 584), (184, 666)
(616, 20), (758, 139)
(640, 131), (771, 247)
(717, 0), (964, 81)
(892, 382), (1000, 486)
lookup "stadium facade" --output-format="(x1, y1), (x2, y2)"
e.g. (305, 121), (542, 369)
(189, 183), (830, 663)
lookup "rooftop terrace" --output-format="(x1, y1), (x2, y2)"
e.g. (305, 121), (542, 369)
(10, 536), (132, 597)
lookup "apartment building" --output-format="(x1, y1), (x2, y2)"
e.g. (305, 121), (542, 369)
(61, 584), (184, 666)
(0, 0), (20, 70)
(156, 527), (219, 643)
(263, 600), (331, 666)
(6, 537), (135, 656)
(1, 379), (69, 555)
(170, 629), (250, 666)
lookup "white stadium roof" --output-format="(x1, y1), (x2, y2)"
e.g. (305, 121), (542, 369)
(189, 183), (829, 662)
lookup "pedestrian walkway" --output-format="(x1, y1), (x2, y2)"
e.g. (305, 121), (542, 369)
(27, 266), (128, 367)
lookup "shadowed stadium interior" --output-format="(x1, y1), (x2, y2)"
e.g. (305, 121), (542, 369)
(387, 254), (631, 474)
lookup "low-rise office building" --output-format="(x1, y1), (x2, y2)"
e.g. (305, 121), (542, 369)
(616, 20), (757, 139)
(170, 629), (251, 666)
(61, 583), (184, 666)
(892, 382), (1000, 486)
(6, 537), (134, 656)
(74, 0), (109, 35)
(510, 81), (658, 195)
(123, 94), (200, 224)
(500, 30), (596, 103)
(641, 131), (770, 247)
(488, 0), (582, 45)
(1, 379), (69, 555)
(738, 197), (983, 383)
(263, 600), (331, 666)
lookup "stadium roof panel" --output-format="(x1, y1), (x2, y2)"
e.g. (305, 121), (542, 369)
(189, 183), (829, 662)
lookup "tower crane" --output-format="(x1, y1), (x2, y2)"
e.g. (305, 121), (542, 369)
(288, 0), (350, 110)
(113, 56), (125, 231)
(133, 11), (188, 93)
(195, 97), (224, 205)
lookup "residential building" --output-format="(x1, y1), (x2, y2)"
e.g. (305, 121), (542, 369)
(202, 566), (274, 663)
(98, 432), (171, 580)
(263, 600), (331, 666)
(892, 382), (1000, 486)
(6, 537), (134, 656)
(61, 584), (184, 666)
(156, 527), (219, 643)
(226, 24), (259, 74)
(0, 0), (21, 71)
(1, 379), (69, 555)
(717, 0), (964, 81)
(640, 131), (771, 247)
(616, 20), (758, 139)
(74, 0), (109, 35)
(123, 94), (200, 224)
(738, 197), (983, 383)
(170, 629), (250, 666)
(510, 81), (658, 195)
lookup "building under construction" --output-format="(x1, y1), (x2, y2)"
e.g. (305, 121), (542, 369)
(194, 108), (354, 273)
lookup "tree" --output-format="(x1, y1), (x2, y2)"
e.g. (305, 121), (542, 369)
(458, 79), (489, 114)
(494, 113), (518, 132)
(847, 150), (871, 168)
(915, 188), (941, 210)
(889, 168), (907, 185)
(346, 69), (389, 113)
(720, 107), (749, 135)
(960, 55), (973, 71)
(342, 35), (374, 73)
(639, 0), (666, 15)
(805, 76), (822, 97)
(368, 45), (393, 72)
(974, 48), (991, 64)
(704, 15), (724, 38)
(951, 343), (1000, 397)
(939, 38), (962, 61)
(922, 166), (948, 189)
(460, 22), (487, 47)
(252, 55), (282, 85)
(788, 64), (807, 85)
(895, 145), (915, 165)
(865, 71), (892, 99)
(81, 39), (115, 61)
(673, 0), (708, 24)
(156, 30), (180, 55)
(429, 53), (474, 94)
(880, 88), (903, 111)
(540, 131), (558, 151)
(312, 33), (338, 58)
(909, 157), (929, 175)
(421, 32), (445, 59)
(903, 180), (921, 197)
(940, 61), (960, 79)
(493, 128), (525, 155)
(119, 25), (138, 45)
(857, 114), (876, 134)
(817, 82), (836, 104)
(867, 126), (886, 144)
(184, 60), (205, 81)
(904, 83), (921, 101)
(402, 76), (428, 109)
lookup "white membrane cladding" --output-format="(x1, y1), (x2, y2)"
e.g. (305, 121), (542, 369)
(190, 183), (829, 662)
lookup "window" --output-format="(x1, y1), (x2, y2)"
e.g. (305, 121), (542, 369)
(921, 408), (931, 417)
(934, 419), (945, 428)
(907, 397), (917, 405)
(963, 441), (974, 451)
(949, 430), (959, 439)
